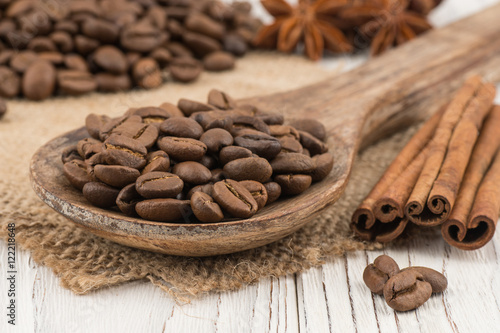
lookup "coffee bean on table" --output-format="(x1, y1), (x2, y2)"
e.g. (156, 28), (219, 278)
(190, 191), (224, 223)
(401, 267), (448, 293)
(136, 198), (191, 222)
(200, 128), (233, 153)
(57, 70), (97, 95)
(223, 156), (272, 183)
(207, 89), (237, 110)
(83, 182), (120, 209)
(219, 146), (253, 165)
(177, 99), (215, 116)
(22, 60), (56, 100)
(212, 179), (258, 218)
(383, 269), (432, 312)
(172, 161), (212, 185)
(133, 58), (161, 89)
(95, 73), (132, 92)
(160, 117), (204, 139)
(157, 136), (207, 161)
(169, 57), (203, 83)
(203, 51), (235, 71)
(363, 255), (400, 294)
(10, 50), (38, 73)
(135, 171), (183, 199)
(142, 151), (170, 174)
(92, 45), (128, 74)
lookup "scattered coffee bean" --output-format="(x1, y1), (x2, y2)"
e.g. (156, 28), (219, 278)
(401, 267), (448, 293)
(363, 255), (400, 294)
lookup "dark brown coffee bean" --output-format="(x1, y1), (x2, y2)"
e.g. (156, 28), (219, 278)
(136, 198), (191, 222)
(190, 111), (233, 132)
(257, 112), (285, 125)
(111, 122), (159, 148)
(203, 51), (235, 71)
(54, 20), (79, 34)
(94, 164), (140, 188)
(274, 174), (312, 195)
(0, 66), (20, 97)
(269, 125), (300, 140)
(239, 180), (268, 209)
(165, 42), (193, 58)
(223, 33), (247, 56)
(83, 181), (120, 208)
(234, 132), (281, 160)
(130, 106), (171, 125)
(39, 52), (64, 65)
(299, 130), (328, 156)
(149, 47), (172, 67)
(190, 191), (224, 223)
(99, 115), (142, 140)
(209, 168), (225, 183)
(85, 152), (107, 168)
(196, 155), (215, 170)
(142, 150), (170, 174)
(92, 45), (128, 74)
(146, 6), (167, 30)
(135, 171), (183, 199)
(219, 146), (253, 165)
(187, 184), (214, 200)
(160, 117), (204, 139)
(200, 128), (233, 153)
(95, 73), (132, 92)
(133, 57), (161, 89)
(223, 157), (272, 183)
(230, 115), (270, 136)
(401, 267), (447, 293)
(212, 179), (258, 218)
(177, 98), (215, 116)
(22, 60), (56, 101)
(158, 102), (185, 118)
(82, 18), (119, 43)
(116, 183), (141, 216)
(172, 161), (212, 185)
(121, 21), (164, 53)
(207, 89), (236, 110)
(158, 136), (207, 161)
(85, 114), (110, 140)
(185, 12), (225, 40)
(57, 70), (97, 95)
(288, 118), (327, 141)
(183, 32), (222, 57)
(169, 57), (202, 83)
(383, 270), (432, 312)
(278, 136), (303, 153)
(61, 144), (82, 163)
(206, 1), (235, 21)
(77, 137), (102, 159)
(63, 160), (94, 190)
(363, 255), (401, 295)
(10, 50), (38, 73)
(311, 153), (334, 182)
(64, 54), (88, 71)
(103, 134), (147, 169)
(27, 37), (57, 52)
(263, 182), (281, 204)
(270, 153), (315, 174)
(74, 35), (100, 55)
(50, 31), (73, 53)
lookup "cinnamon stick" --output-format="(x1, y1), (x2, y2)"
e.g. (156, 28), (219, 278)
(405, 76), (495, 226)
(441, 106), (500, 250)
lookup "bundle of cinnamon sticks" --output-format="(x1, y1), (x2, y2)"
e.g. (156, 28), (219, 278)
(351, 76), (500, 250)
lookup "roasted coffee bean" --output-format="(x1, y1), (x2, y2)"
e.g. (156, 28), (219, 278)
(288, 118), (327, 141)
(223, 33), (247, 56)
(210, 168), (227, 183)
(160, 117), (204, 139)
(121, 21), (164, 53)
(64, 54), (89, 71)
(207, 89), (236, 110)
(223, 157), (272, 183)
(177, 98), (214, 116)
(63, 160), (94, 190)
(111, 122), (159, 148)
(83, 182), (120, 209)
(169, 57), (202, 82)
(135, 171), (183, 199)
(131, 107), (171, 125)
(203, 51), (235, 71)
(230, 115), (270, 136)
(187, 184), (214, 199)
(27, 37), (57, 53)
(39, 52), (64, 65)
(199, 154), (217, 169)
(103, 134), (147, 169)
(133, 57), (162, 89)
(158, 102), (184, 118)
(94, 164), (140, 188)
(95, 73), (132, 92)
(299, 130), (328, 156)
(190, 110), (234, 131)
(269, 125), (300, 140)
(270, 153), (315, 174)
(82, 18), (119, 43)
(99, 115), (142, 140)
(10, 50), (38, 73)
(57, 70), (97, 95)
(240, 180), (268, 209)
(165, 42), (193, 58)
(383, 270), (432, 312)
(61, 144), (82, 163)
(200, 128), (233, 153)
(136, 198), (191, 222)
(92, 46), (128, 74)
(263, 182), (281, 204)
(22, 60), (56, 101)
(274, 174), (312, 195)
(212, 179), (258, 218)
(143, 151), (170, 174)
(77, 137), (102, 159)
(0, 97), (5, 119)
(158, 136), (207, 161)
(50, 31), (73, 53)
(150, 47), (172, 67)
(234, 132), (281, 160)
(0, 66), (20, 97)
(85, 152), (107, 168)
(172, 161), (212, 185)
(401, 267), (447, 293)
(74, 35), (100, 55)
(311, 153), (334, 182)
(219, 146), (253, 165)
(363, 255), (401, 295)
(191, 192), (224, 223)
(183, 32), (222, 57)
(278, 136), (303, 153)
(257, 112), (285, 125)
(116, 183), (141, 216)
(185, 12), (225, 40)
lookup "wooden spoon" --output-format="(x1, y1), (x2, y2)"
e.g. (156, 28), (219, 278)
(31, 5), (500, 256)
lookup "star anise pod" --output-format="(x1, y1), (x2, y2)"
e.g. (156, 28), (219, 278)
(254, 0), (353, 61)
(341, 0), (433, 56)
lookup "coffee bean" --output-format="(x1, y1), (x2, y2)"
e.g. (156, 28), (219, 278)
(27, 37), (57, 53)
(207, 89), (236, 110)
(311, 153), (334, 182)
(160, 117), (204, 139)
(219, 145), (253, 165)
(121, 21), (164, 53)
(92, 45), (128, 74)
(94, 164), (140, 188)
(401, 267), (447, 293)
(142, 150), (171, 174)
(158, 136), (207, 161)
(136, 198), (191, 222)
(363, 255), (401, 295)
(240, 180), (268, 209)
(169, 57), (202, 82)
(0, 66), (20, 97)
(83, 182), (120, 209)
(270, 153), (315, 174)
(135, 171), (184, 199)
(200, 128), (233, 153)
(99, 115), (142, 140)
(172, 161), (212, 185)
(82, 18), (119, 43)
(278, 136), (303, 153)
(177, 98), (215, 116)
(212, 179), (258, 218)
(158, 102), (185, 118)
(187, 184), (214, 199)
(39, 52), (65, 65)
(54, 20), (79, 34)
(185, 12), (225, 40)
(190, 110), (234, 131)
(116, 183), (141, 216)
(111, 122), (159, 148)
(191, 191), (224, 223)
(133, 57), (161, 89)
(74, 35), (100, 55)
(263, 182), (281, 204)
(64, 54), (89, 71)
(50, 31), (73, 53)
(149, 47), (172, 67)
(257, 112), (285, 125)
(77, 137), (102, 159)
(63, 160), (94, 190)
(57, 70), (97, 95)
(95, 73), (132, 92)
(288, 118), (327, 141)
(274, 174), (312, 195)
(103, 134), (147, 169)
(223, 33), (247, 56)
(61, 144), (82, 164)
(147, 6), (167, 30)
(165, 42), (193, 58)
(130, 107), (171, 125)
(10, 50), (38, 73)
(230, 115), (270, 136)
(22, 60), (56, 100)
(269, 125), (300, 140)
(0, 98), (6, 119)
(223, 157), (272, 183)
(183, 32), (222, 57)
(383, 270), (432, 312)
(203, 51), (235, 71)
(299, 130), (328, 156)
(234, 132), (281, 160)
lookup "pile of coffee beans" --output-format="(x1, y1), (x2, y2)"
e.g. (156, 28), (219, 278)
(363, 255), (448, 311)
(0, 0), (261, 100)
(61, 89), (334, 223)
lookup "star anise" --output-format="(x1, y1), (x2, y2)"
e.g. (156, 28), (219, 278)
(341, 0), (433, 56)
(254, 0), (353, 61)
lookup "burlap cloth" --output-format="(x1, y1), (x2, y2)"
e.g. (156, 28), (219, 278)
(0, 52), (420, 301)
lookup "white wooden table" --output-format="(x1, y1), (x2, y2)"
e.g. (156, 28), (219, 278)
(2, 1), (500, 332)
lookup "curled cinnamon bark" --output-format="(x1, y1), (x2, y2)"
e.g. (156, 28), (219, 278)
(441, 106), (500, 250)
(406, 76), (495, 226)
